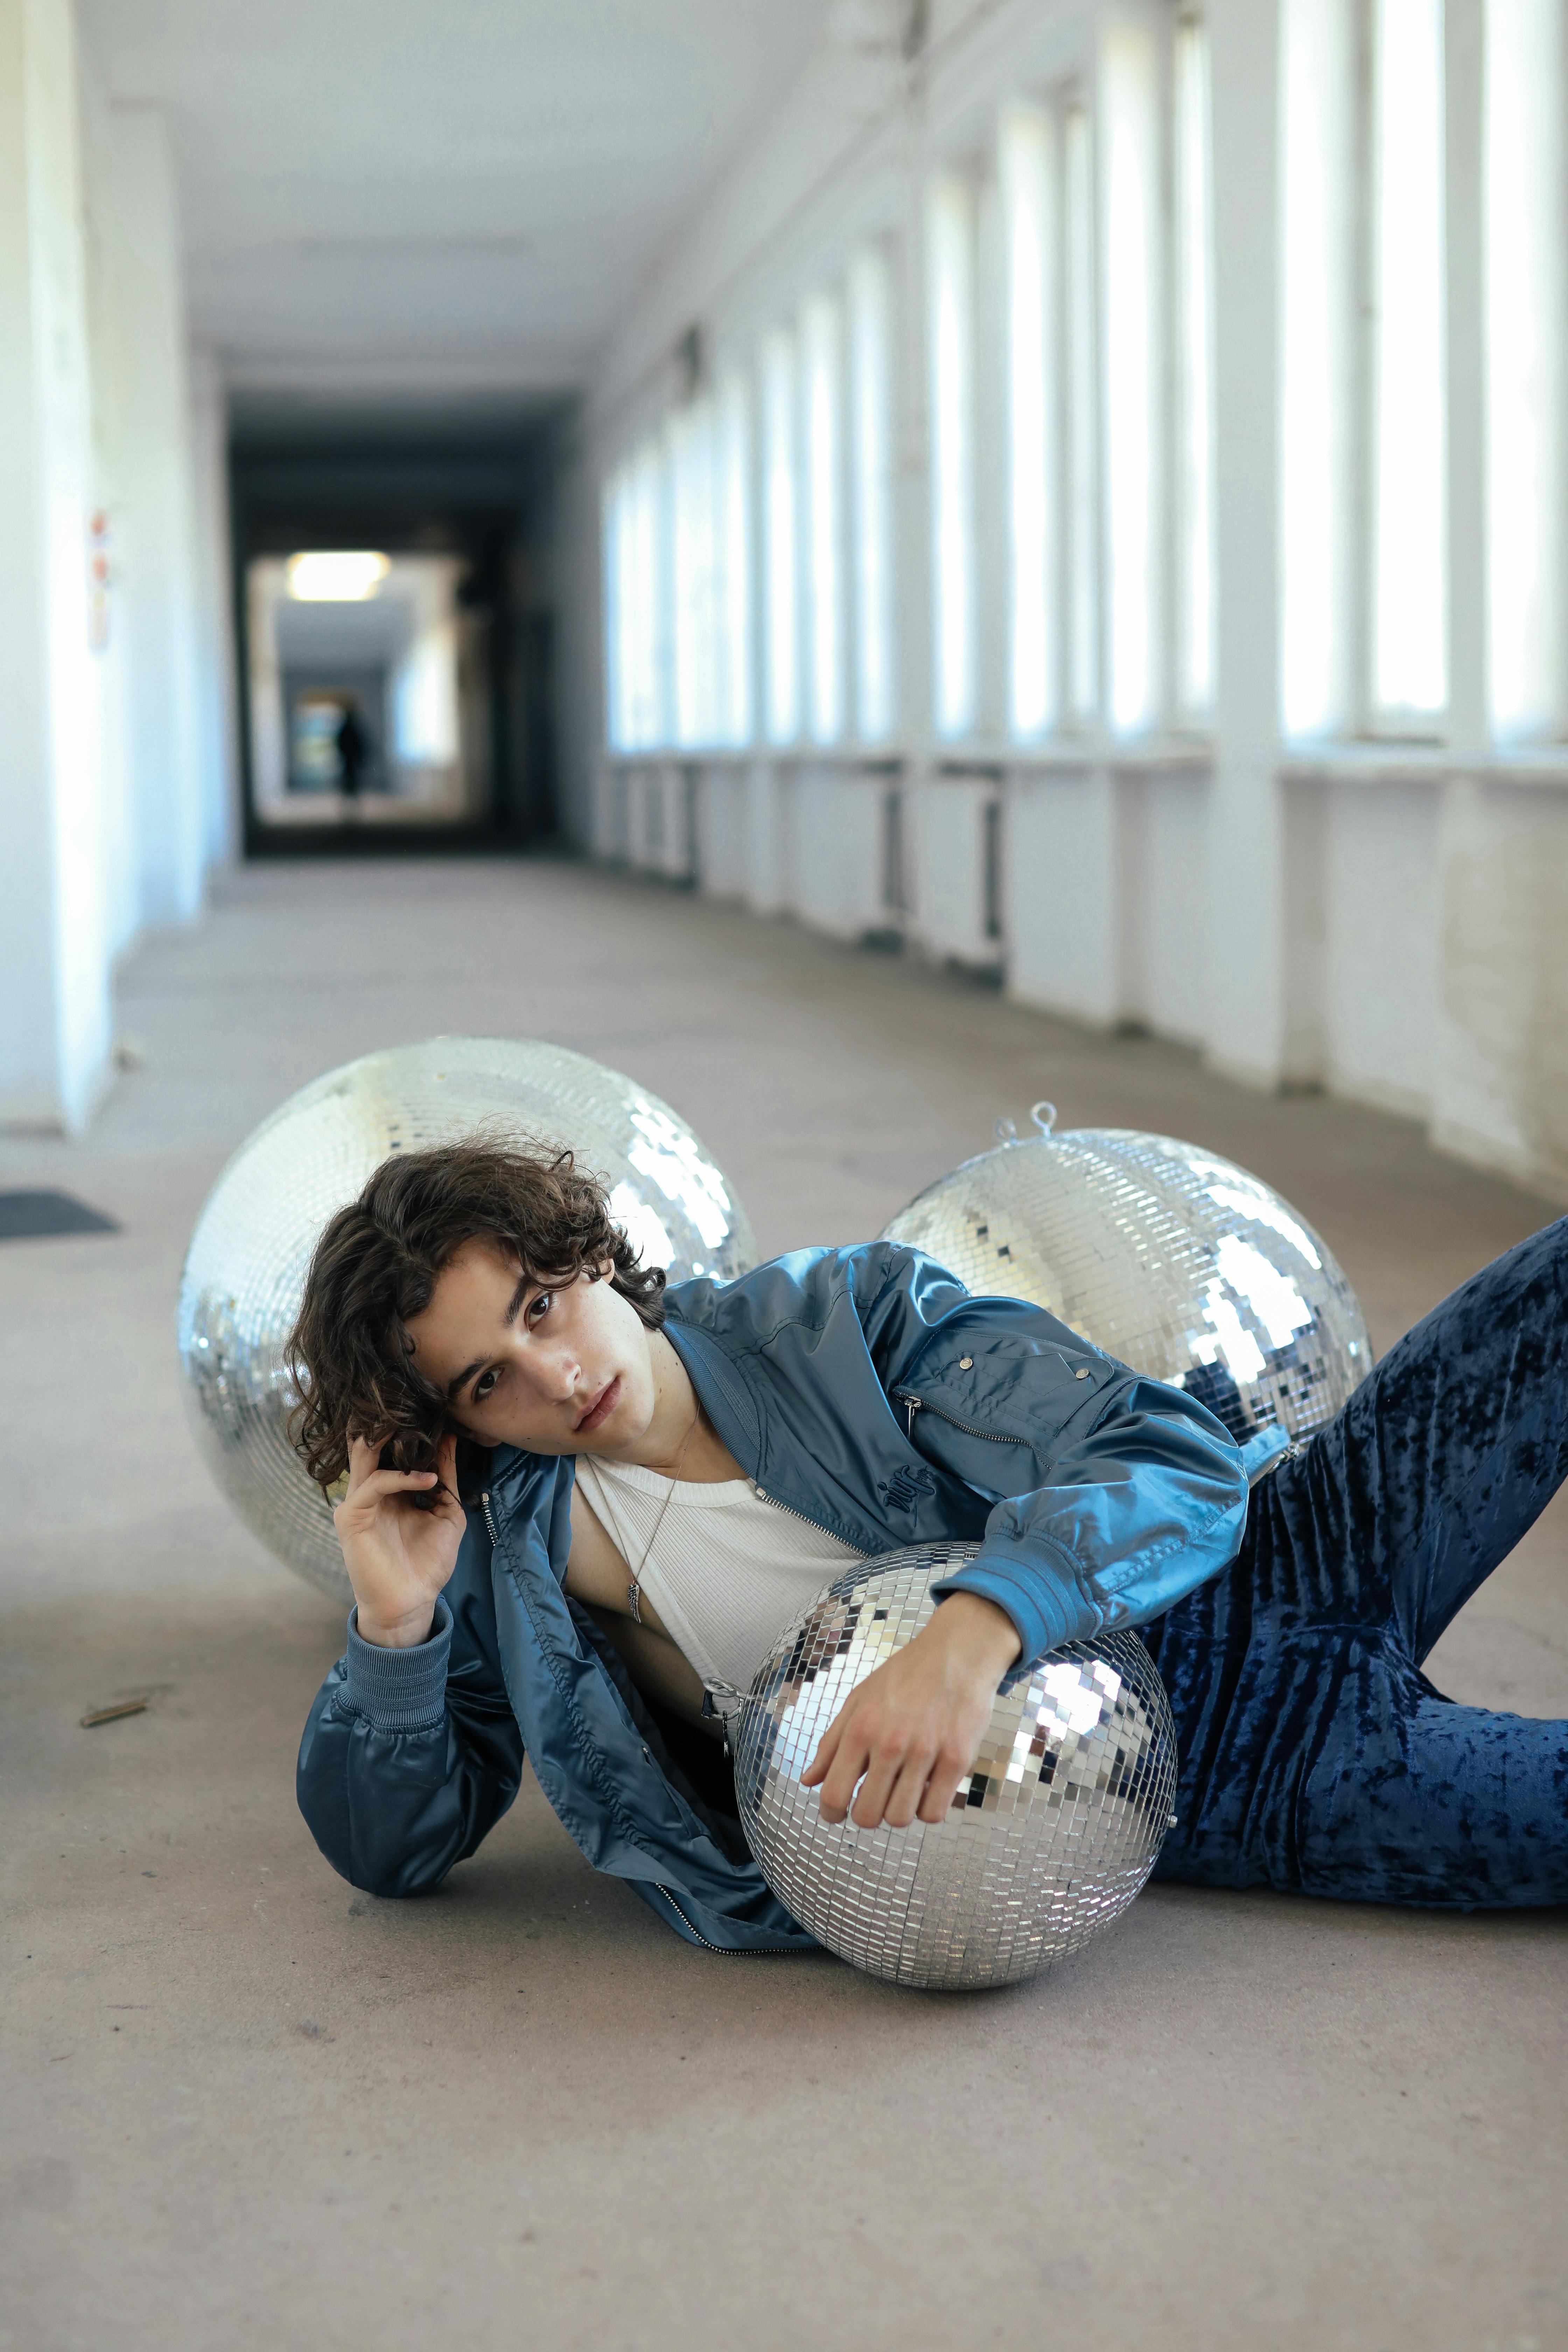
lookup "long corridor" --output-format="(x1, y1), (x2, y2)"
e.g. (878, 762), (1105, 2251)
(4, 857), (1565, 2351)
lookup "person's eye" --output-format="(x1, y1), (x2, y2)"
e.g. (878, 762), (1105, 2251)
(527, 1290), (554, 1326)
(472, 1367), (500, 1403)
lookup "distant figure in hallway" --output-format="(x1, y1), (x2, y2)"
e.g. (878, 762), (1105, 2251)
(336, 706), (370, 800)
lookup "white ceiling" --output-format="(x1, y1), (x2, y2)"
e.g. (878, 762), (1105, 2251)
(79, 0), (827, 405)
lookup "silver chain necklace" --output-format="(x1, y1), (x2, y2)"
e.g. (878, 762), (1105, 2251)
(625, 1404), (699, 1626)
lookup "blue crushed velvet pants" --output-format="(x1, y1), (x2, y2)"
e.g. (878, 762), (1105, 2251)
(1142, 1213), (1568, 1909)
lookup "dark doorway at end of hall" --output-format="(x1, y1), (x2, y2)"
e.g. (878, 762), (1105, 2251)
(229, 393), (572, 862)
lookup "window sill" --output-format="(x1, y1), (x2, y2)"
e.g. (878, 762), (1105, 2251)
(1280, 743), (1568, 791)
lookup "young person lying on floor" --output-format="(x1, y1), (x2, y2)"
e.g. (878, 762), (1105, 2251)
(290, 1142), (1567, 1950)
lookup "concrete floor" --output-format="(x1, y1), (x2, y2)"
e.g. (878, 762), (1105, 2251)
(3, 856), (1564, 2352)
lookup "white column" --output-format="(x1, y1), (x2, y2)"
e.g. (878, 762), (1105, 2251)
(972, 152), (1008, 746)
(85, 103), (206, 926)
(1205, 0), (1287, 1086)
(1431, 0), (1568, 1197)
(0, 0), (113, 1133)
(1429, 0), (1488, 1164)
(926, 166), (979, 745)
(895, 138), (932, 930)
(187, 345), (240, 869)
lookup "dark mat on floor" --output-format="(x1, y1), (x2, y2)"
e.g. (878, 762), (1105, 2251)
(0, 1189), (120, 1239)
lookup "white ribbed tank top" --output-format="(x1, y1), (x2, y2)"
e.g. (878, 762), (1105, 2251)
(572, 1455), (861, 1701)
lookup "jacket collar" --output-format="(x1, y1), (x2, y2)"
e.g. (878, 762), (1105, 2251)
(659, 1311), (765, 1474)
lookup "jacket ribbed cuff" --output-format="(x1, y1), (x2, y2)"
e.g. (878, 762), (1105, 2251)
(931, 1550), (1097, 1666)
(1238, 1423), (1292, 1485)
(344, 1599), (453, 1730)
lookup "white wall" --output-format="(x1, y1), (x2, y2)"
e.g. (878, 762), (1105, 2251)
(569, 0), (1568, 1207)
(1323, 780), (1439, 1116)
(79, 89), (207, 927)
(0, 5), (231, 1133)
(1434, 774), (1568, 1190)
(188, 343), (240, 871)
(0, 0), (113, 1132)
(1006, 767), (1120, 1026)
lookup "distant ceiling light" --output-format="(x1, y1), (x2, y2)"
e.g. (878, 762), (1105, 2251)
(286, 551), (391, 601)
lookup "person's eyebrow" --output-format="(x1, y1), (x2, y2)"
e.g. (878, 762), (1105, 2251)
(443, 1268), (534, 1401)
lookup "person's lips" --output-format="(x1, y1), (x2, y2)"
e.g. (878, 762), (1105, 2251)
(575, 1377), (621, 1434)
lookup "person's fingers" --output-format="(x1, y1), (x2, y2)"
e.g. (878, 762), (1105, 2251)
(345, 1433), (383, 1490)
(335, 1468), (439, 1520)
(800, 1712), (845, 1787)
(916, 1742), (973, 1825)
(815, 1723), (874, 1823)
(429, 1487), (467, 1538)
(848, 1743), (908, 1829)
(881, 1746), (940, 1830)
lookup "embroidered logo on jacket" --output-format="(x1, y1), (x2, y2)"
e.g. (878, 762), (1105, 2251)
(877, 1464), (938, 1514)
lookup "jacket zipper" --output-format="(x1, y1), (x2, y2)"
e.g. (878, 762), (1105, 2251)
(654, 1882), (804, 1957)
(892, 1389), (1030, 1445)
(750, 1483), (870, 1555)
(480, 1491), (498, 1544)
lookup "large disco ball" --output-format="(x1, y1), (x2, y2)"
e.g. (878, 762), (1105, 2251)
(733, 1542), (1176, 1990)
(177, 1036), (759, 1601)
(881, 1106), (1370, 1448)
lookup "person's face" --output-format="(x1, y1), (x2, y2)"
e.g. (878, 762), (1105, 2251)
(405, 1239), (658, 1457)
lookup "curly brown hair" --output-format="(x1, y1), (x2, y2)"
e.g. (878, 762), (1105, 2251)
(286, 1138), (666, 1492)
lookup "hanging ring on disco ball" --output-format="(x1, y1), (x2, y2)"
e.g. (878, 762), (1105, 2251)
(730, 1542), (1177, 1991)
(176, 1036), (760, 1603)
(881, 1118), (1371, 1450)
(994, 1105), (1055, 1147)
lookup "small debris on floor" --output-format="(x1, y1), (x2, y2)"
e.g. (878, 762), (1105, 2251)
(79, 1700), (148, 1728)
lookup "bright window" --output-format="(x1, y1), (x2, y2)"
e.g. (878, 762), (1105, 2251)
(761, 327), (800, 746)
(1280, 0), (1355, 739)
(604, 440), (670, 753)
(1000, 101), (1057, 741)
(927, 168), (978, 740)
(670, 399), (719, 749)
(848, 241), (896, 743)
(1173, 16), (1217, 717)
(603, 469), (628, 750)
(801, 292), (846, 746)
(1101, 24), (1160, 737)
(1486, 0), (1564, 740)
(714, 371), (754, 749)
(1064, 103), (1099, 725)
(1372, 0), (1448, 718)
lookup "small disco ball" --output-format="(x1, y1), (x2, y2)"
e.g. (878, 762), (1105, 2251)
(881, 1105), (1370, 1447)
(177, 1036), (759, 1602)
(733, 1543), (1176, 1990)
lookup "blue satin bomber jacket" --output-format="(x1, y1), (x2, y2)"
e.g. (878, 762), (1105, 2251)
(296, 1243), (1261, 1952)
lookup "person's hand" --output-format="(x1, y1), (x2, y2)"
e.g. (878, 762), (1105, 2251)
(800, 1593), (1022, 1829)
(334, 1432), (464, 1649)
